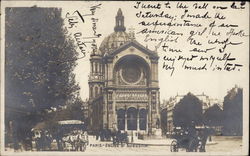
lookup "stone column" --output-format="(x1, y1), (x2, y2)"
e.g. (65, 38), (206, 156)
(146, 112), (148, 132)
(152, 63), (155, 81)
(103, 91), (108, 129)
(91, 62), (93, 73)
(113, 91), (117, 130)
(125, 109), (127, 131)
(106, 60), (113, 85)
(105, 62), (108, 83)
(156, 91), (160, 118)
(155, 62), (158, 81)
(148, 91), (152, 135)
(137, 109), (140, 131)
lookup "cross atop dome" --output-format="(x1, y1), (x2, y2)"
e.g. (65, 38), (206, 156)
(114, 8), (126, 32)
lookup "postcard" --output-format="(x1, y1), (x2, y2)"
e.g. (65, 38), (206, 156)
(0, 1), (249, 155)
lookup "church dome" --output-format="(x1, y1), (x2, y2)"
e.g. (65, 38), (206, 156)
(99, 8), (135, 55)
(99, 31), (132, 53)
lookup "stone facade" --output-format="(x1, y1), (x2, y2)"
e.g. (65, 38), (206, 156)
(88, 9), (160, 135)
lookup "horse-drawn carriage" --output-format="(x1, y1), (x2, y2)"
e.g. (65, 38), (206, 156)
(95, 128), (129, 147)
(58, 120), (88, 151)
(170, 126), (213, 152)
(112, 131), (129, 147)
(31, 120), (88, 151)
(98, 129), (112, 141)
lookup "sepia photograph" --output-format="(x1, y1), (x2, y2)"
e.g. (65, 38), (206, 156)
(0, 1), (249, 155)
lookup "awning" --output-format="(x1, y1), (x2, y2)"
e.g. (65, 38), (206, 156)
(32, 122), (46, 130)
(58, 120), (84, 125)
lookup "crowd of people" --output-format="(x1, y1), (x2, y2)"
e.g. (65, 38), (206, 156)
(33, 130), (53, 151)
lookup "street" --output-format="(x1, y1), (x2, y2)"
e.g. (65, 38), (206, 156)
(83, 136), (242, 154)
(4, 136), (242, 154)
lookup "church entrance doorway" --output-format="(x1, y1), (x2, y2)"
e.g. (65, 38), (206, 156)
(127, 107), (137, 130)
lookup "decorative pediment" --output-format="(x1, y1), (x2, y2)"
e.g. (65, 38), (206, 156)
(108, 40), (159, 59)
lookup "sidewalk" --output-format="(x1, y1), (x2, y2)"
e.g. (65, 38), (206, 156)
(89, 135), (217, 146)
(131, 138), (173, 146)
(130, 138), (217, 146)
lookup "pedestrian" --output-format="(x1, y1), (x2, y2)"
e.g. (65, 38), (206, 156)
(40, 131), (46, 151)
(95, 130), (99, 140)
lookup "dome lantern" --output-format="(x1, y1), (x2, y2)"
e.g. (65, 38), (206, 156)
(99, 9), (134, 54)
(114, 8), (126, 32)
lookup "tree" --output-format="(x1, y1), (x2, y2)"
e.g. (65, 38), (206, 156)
(203, 104), (223, 126)
(173, 93), (203, 128)
(222, 87), (243, 136)
(5, 7), (80, 143)
(52, 97), (85, 122)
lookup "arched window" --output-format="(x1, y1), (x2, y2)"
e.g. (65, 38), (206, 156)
(95, 62), (98, 73)
(95, 86), (98, 97)
(139, 109), (147, 130)
(90, 87), (93, 98)
(100, 87), (103, 94)
(117, 109), (125, 130)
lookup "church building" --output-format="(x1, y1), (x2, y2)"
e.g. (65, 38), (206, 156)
(88, 9), (160, 135)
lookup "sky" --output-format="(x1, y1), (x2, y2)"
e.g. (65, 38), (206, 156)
(1, 1), (249, 102)
(65, 1), (249, 102)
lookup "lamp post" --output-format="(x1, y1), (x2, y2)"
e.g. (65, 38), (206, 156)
(131, 130), (134, 143)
